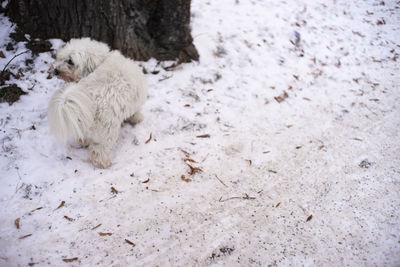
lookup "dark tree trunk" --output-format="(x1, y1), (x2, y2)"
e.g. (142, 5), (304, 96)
(6, 0), (199, 62)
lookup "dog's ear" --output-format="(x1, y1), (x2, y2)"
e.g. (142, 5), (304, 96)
(85, 54), (99, 74)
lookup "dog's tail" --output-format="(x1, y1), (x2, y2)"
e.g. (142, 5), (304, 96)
(48, 84), (95, 142)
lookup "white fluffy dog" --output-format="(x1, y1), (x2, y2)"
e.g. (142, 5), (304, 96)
(48, 38), (147, 168)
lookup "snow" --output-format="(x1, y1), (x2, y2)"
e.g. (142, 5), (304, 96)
(0, 0), (399, 266)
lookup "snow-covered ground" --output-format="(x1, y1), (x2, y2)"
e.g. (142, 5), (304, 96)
(0, 0), (399, 266)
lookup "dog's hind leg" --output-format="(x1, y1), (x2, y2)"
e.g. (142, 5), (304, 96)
(125, 111), (144, 125)
(88, 121), (120, 168)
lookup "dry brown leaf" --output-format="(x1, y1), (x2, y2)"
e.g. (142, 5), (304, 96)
(125, 239), (136, 247)
(184, 158), (197, 163)
(30, 207), (43, 213)
(196, 134), (211, 138)
(306, 215), (313, 222)
(62, 257), (78, 263)
(187, 164), (203, 175)
(14, 218), (20, 229)
(111, 187), (119, 194)
(64, 216), (75, 222)
(99, 232), (112, 236)
(180, 149), (191, 157)
(55, 201), (65, 210)
(181, 175), (192, 183)
(145, 133), (152, 144)
(274, 91), (289, 103)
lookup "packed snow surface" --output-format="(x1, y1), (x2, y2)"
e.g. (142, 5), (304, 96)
(0, 0), (399, 266)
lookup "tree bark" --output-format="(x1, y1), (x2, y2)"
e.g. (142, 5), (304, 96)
(6, 0), (199, 62)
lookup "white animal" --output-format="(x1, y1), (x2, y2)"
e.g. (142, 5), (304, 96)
(48, 38), (147, 168)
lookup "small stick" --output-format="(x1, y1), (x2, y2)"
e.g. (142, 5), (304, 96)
(1, 50), (30, 74)
(219, 195), (256, 202)
(214, 175), (228, 187)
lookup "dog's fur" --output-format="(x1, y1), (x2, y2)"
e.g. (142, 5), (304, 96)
(48, 38), (147, 168)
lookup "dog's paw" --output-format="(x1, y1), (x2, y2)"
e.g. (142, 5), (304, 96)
(89, 152), (112, 169)
(126, 112), (144, 125)
(78, 138), (90, 148)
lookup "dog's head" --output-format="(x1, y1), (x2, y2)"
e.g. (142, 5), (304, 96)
(53, 38), (110, 82)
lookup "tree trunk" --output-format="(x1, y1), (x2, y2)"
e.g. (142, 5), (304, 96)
(6, 0), (199, 62)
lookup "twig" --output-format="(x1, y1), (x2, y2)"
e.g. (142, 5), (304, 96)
(1, 50), (30, 75)
(214, 175), (228, 187)
(219, 194), (256, 202)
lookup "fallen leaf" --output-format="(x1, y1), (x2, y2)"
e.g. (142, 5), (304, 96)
(180, 149), (191, 157)
(187, 164), (203, 175)
(64, 216), (75, 222)
(55, 201), (65, 210)
(125, 239), (136, 247)
(376, 18), (386, 25)
(352, 31), (365, 37)
(99, 232), (112, 236)
(274, 91), (289, 103)
(111, 187), (119, 194)
(184, 158), (197, 163)
(62, 257), (78, 263)
(196, 134), (210, 138)
(30, 207), (43, 213)
(15, 218), (20, 229)
(181, 174), (192, 182)
(306, 215), (313, 222)
(145, 133), (152, 144)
